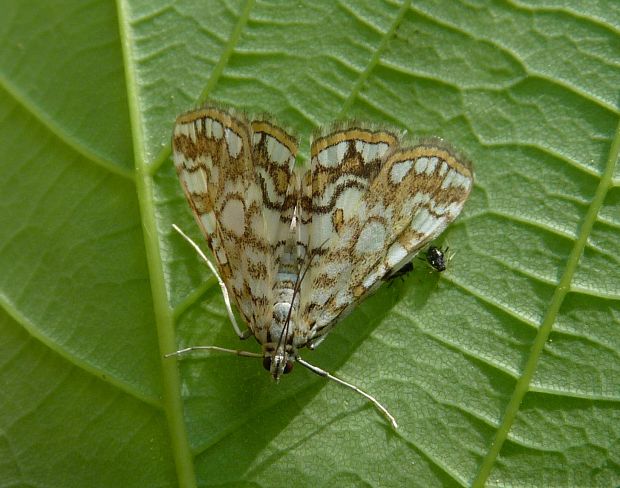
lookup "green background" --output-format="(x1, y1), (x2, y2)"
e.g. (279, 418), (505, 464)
(1, 0), (618, 486)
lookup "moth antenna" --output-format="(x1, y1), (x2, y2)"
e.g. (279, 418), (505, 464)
(296, 356), (398, 429)
(165, 345), (262, 359)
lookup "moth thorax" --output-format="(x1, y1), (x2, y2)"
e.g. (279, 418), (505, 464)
(270, 304), (295, 348)
(263, 294), (298, 381)
(271, 288), (298, 335)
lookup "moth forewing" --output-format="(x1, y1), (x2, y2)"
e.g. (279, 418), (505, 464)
(298, 136), (473, 343)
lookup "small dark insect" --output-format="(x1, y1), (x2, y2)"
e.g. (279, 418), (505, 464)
(384, 245), (451, 284)
(425, 245), (449, 272)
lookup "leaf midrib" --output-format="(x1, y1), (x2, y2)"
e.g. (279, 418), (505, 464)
(116, 0), (260, 486)
(115, 0), (197, 486)
(472, 118), (620, 487)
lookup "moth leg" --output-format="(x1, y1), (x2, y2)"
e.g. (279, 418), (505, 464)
(307, 335), (328, 350)
(172, 224), (248, 339)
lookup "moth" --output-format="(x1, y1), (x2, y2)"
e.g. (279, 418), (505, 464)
(170, 106), (474, 428)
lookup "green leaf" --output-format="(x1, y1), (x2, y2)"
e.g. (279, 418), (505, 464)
(1, 0), (618, 487)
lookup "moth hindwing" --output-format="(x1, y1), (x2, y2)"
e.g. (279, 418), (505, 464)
(171, 106), (474, 429)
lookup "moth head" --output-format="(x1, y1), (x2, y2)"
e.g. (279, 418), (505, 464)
(263, 352), (294, 381)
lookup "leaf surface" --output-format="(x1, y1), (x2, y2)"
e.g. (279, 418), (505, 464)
(1, 0), (618, 486)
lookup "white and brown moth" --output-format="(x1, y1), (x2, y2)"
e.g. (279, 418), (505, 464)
(169, 106), (473, 428)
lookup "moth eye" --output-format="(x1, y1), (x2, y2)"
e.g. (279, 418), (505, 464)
(262, 357), (271, 371)
(283, 361), (294, 374)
